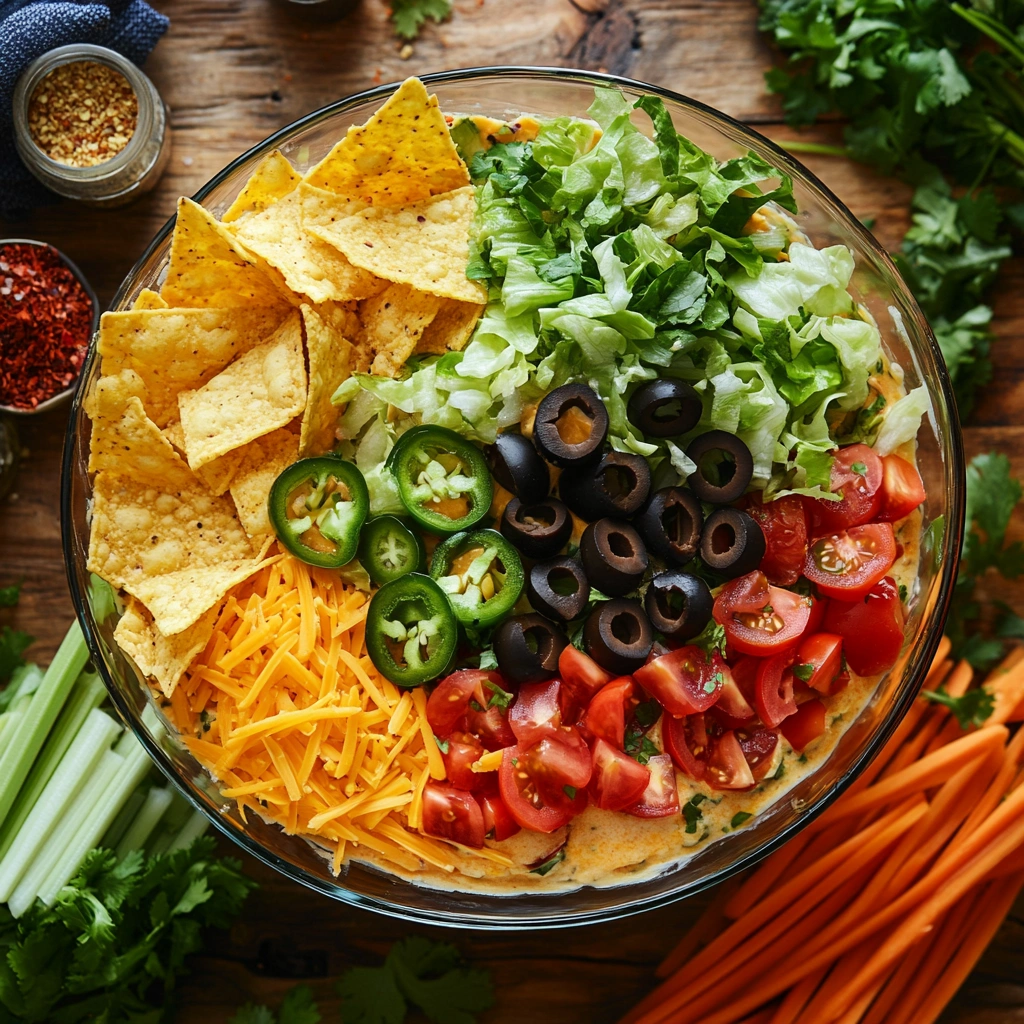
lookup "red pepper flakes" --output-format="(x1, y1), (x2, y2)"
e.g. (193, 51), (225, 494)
(0, 243), (93, 410)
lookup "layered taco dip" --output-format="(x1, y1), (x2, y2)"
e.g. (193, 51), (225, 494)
(85, 78), (932, 892)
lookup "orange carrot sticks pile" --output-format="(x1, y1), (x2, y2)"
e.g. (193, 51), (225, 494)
(624, 638), (1024, 1024)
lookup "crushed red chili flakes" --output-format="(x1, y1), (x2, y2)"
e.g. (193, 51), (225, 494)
(0, 243), (94, 410)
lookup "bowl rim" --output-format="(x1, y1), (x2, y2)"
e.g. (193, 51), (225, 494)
(1, 237), (99, 415)
(60, 65), (966, 929)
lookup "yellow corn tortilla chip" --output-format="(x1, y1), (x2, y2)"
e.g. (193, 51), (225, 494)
(98, 305), (291, 427)
(87, 470), (254, 593)
(221, 149), (301, 223)
(161, 197), (288, 308)
(304, 77), (469, 205)
(308, 186), (486, 305)
(124, 542), (275, 637)
(358, 283), (442, 378)
(229, 429), (300, 538)
(131, 289), (168, 310)
(163, 419), (186, 453)
(415, 299), (485, 355)
(114, 598), (218, 697)
(299, 304), (353, 457)
(230, 187), (385, 304)
(178, 311), (307, 470)
(164, 420), (243, 495)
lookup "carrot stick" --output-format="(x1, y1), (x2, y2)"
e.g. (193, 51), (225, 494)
(874, 703), (948, 780)
(722, 830), (814, 921)
(985, 643), (1024, 680)
(655, 879), (741, 978)
(989, 658), (1024, 724)
(769, 966), (827, 1024)
(859, 908), (937, 1024)
(793, 940), (875, 1024)
(941, 659), (974, 698)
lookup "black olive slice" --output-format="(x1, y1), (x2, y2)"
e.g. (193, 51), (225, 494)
(584, 599), (653, 675)
(533, 383), (609, 468)
(644, 571), (713, 641)
(627, 378), (703, 438)
(527, 558), (590, 622)
(685, 430), (754, 504)
(485, 432), (551, 504)
(700, 508), (766, 579)
(637, 487), (703, 566)
(559, 451), (652, 521)
(493, 614), (568, 686)
(500, 497), (573, 559)
(579, 518), (649, 597)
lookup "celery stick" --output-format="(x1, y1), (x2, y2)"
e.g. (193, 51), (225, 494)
(116, 786), (173, 858)
(0, 672), (107, 863)
(0, 622), (89, 830)
(166, 809), (210, 853)
(7, 748), (125, 918)
(35, 740), (153, 907)
(102, 787), (147, 851)
(0, 711), (24, 756)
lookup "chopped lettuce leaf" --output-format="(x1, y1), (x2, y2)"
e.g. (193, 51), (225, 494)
(874, 385), (930, 456)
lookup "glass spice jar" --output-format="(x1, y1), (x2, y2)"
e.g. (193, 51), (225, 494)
(12, 44), (171, 207)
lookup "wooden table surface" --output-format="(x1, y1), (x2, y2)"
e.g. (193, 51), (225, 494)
(2, 1), (1023, 1020)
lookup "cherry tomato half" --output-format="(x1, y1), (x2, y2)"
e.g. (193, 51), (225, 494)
(824, 576), (905, 677)
(522, 731), (593, 791)
(558, 645), (612, 707)
(465, 702), (516, 751)
(804, 523), (896, 600)
(706, 731), (756, 791)
(634, 647), (725, 717)
(780, 698), (827, 751)
(509, 679), (564, 748)
(590, 739), (651, 811)
(481, 793), (521, 841)
(755, 652), (799, 728)
(627, 754), (680, 818)
(421, 783), (485, 848)
(738, 726), (779, 782)
(426, 669), (504, 737)
(747, 494), (808, 586)
(714, 571), (815, 656)
(584, 677), (636, 749)
(815, 444), (884, 530)
(499, 744), (588, 833)
(794, 632), (844, 694)
(663, 712), (713, 782)
(443, 734), (496, 794)
(878, 454), (926, 523)
(712, 668), (757, 730)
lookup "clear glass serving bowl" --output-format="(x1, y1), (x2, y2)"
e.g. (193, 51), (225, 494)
(60, 67), (965, 929)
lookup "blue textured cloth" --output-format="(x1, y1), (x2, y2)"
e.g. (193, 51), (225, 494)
(0, 0), (169, 219)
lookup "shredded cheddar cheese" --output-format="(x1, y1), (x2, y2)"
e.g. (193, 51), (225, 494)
(164, 545), (501, 876)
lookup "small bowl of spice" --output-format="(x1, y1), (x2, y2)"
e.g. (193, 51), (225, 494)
(12, 44), (171, 207)
(0, 240), (98, 415)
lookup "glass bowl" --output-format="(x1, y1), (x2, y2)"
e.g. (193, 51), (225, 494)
(60, 67), (965, 929)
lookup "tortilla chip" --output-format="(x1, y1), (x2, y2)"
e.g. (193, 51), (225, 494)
(308, 186), (486, 305)
(230, 187), (385, 304)
(98, 305), (290, 427)
(87, 471), (254, 593)
(221, 149), (301, 223)
(229, 429), (299, 538)
(124, 543), (274, 637)
(304, 77), (469, 205)
(415, 299), (484, 354)
(299, 304), (352, 457)
(132, 289), (168, 310)
(161, 197), (287, 308)
(163, 420), (186, 454)
(358, 283), (442, 378)
(178, 311), (307, 470)
(165, 416), (245, 495)
(115, 598), (218, 697)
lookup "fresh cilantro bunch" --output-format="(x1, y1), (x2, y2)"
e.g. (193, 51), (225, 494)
(389, 0), (451, 40)
(0, 837), (255, 1023)
(230, 985), (321, 1024)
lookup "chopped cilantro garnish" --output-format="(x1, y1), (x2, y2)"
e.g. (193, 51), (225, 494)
(434, 736), (450, 754)
(898, 583), (908, 603)
(563, 785), (577, 800)
(529, 848), (567, 876)
(485, 680), (514, 709)
(851, 462), (868, 476)
(772, 762), (786, 781)
(730, 811), (753, 829)
(634, 700), (661, 727)
(792, 663), (815, 683)
(683, 793), (706, 834)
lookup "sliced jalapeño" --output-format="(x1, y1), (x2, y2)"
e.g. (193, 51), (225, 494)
(269, 456), (369, 569)
(359, 515), (427, 585)
(429, 529), (524, 628)
(365, 574), (458, 687)
(389, 425), (493, 534)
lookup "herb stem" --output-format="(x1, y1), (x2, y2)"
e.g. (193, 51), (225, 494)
(778, 139), (850, 158)
(952, 3), (1024, 68)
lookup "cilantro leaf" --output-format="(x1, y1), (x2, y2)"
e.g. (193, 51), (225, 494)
(389, 0), (451, 40)
(683, 793), (706, 834)
(922, 685), (995, 729)
(230, 1005), (278, 1024)
(0, 581), (21, 607)
(338, 966), (406, 1024)
(0, 625), (33, 684)
(388, 937), (494, 1024)
(279, 986), (321, 1024)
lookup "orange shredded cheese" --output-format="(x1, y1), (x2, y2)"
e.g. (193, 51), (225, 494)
(164, 545), (495, 877)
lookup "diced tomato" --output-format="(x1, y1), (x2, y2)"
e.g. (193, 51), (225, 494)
(738, 726), (779, 781)
(814, 444), (884, 529)
(627, 754), (680, 817)
(714, 571), (815, 656)
(747, 494), (808, 586)
(481, 793), (520, 841)
(421, 783), (486, 848)
(442, 735), (495, 794)
(780, 698), (827, 751)
(465, 702), (516, 751)
(634, 647), (725, 717)
(805, 590), (826, 636)
(590, 739), (652, 811)
(706, 731), (755, 791)
(509, 679), (563, 748)
(804, 523), (897, 600)
(794, 633), (844, 694)
(584, 677), (636, 749)
(755, 652), (799, 728)
(499, 744), (588, 833)
(824, 576), (905, 677)
(713, 667), (757, 729)
(427, 669), (504, 737)
(878, 454), (926, 523)
(663, 712), (713, 781)
(558, 645), (612, 707)
(522, 731), (593, 791)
